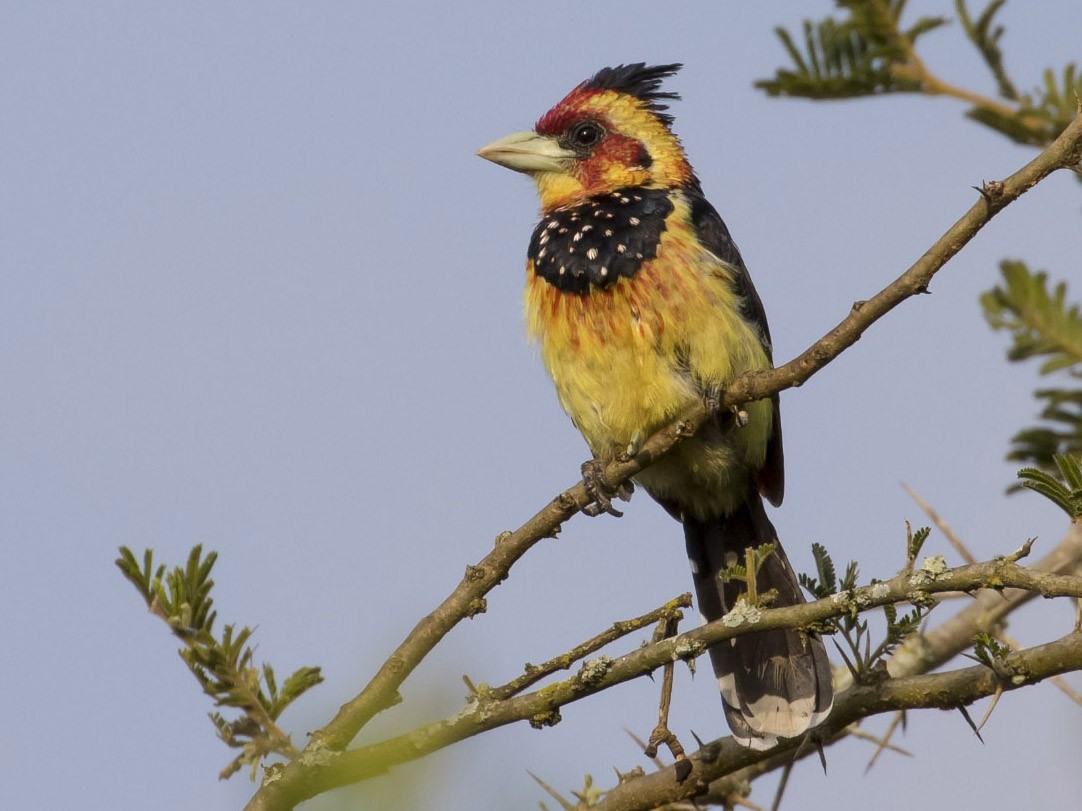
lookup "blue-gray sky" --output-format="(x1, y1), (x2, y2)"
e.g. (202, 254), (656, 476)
(3, 2), (1081, 809)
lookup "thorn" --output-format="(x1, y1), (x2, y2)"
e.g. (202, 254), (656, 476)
(955, 704), (985, 743)
(814, 737), (828, 775)
(976, 686), (1003, 733)
(1006, 537), (1036, 562)
(528, 771), (576, 811)
(690, 729), (720, 764)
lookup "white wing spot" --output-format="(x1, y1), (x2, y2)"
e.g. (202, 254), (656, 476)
(616, 244), (626, 253)
(604, 229), (613, 237)
(573, 232), (582, 242)
(581, 224), (593, 232)
(629, 216), (641, 226)
(559, 265), (566, 275)
(558, 227), (568, 234)
(586, 247), (599, 260)
(547, 220), (559, 230)
(599, 266), (608, 276)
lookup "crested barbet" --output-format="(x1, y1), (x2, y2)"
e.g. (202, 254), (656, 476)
(478, 63), (833, 749)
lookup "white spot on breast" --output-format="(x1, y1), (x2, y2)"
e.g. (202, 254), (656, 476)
(581, 224), (593, 232)
(538, 247), (546, 258)
(573, 232), (582, 242)
(558, 265), (566, 275)
(586, 248), (598, 260)
(547, 220), (559, 230)
(616, 244), (626, 253)
(604, 229), (613, 237)
(629, 216), (641, 226)
(599, 266), (608, 277)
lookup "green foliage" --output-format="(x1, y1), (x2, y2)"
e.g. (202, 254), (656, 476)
(969, 631), (1013, 670)
(982, 261), (1082, 477)
(758, 0), (1080, 148)
(906, 524), (931, 569)
(956, 0), (1017, 101)
(799, 538), (931, 682)
(718, 542), (775, 585)
(1017, 454), (1082, 520)
(755, 1), (944, 99)
(754, 0), (943, 99)
(116, 545), (323, 779)
(968, 64), (1082, 147)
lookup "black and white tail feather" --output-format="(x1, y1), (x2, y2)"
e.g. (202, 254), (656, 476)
(683, 494), (833, 749)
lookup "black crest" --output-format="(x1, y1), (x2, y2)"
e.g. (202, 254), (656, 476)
(583, 63), (683, 127)
(528, 188), (673, 294)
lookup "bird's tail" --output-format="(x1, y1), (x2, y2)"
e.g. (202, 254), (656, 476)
(683, 496), (833, 749)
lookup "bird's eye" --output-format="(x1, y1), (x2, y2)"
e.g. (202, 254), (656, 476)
(570, 122), (603, 148)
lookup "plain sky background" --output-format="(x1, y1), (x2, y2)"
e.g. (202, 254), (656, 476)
(3, 2), (1081, 809)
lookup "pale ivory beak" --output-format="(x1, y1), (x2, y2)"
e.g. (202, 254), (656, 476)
(477, 131), (575, 174)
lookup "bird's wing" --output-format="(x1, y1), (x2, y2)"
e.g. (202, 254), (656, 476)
(686, 186), (785, 507)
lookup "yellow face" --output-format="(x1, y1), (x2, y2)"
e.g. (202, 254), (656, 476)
(478, 86), (693, 211)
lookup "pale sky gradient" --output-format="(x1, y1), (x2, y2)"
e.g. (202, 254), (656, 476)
(3, 2), (1081, 809)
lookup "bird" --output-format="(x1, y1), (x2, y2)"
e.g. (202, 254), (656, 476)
(477, 63), (832, 749)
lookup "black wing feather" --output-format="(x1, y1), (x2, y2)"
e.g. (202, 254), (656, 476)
(686, 184), (785, 507)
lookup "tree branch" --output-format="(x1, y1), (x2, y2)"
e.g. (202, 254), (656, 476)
(243, 104), (1082, 811)
(595, 629), (1082, 811)
(249, 554), (1082, 803)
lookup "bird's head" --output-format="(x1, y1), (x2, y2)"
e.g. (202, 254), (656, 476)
(478, 63), (693, 211)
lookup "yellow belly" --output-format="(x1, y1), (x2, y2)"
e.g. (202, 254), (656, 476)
(524, 202), (773, 517)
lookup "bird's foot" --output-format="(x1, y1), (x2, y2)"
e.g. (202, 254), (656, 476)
(580, 459), (634, 517)
(730, 405), (748, 428)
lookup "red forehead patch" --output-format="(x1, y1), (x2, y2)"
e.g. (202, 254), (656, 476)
(535, 86), (604, 135)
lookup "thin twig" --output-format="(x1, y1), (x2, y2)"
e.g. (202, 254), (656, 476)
(243, 100), (1082, 811)
(904, 484), (977, 564)
(644, 617), (691, 782)
(490, 594), (690, 702)
(861, 712), (911, 773)
(249, 557), (1082, 799)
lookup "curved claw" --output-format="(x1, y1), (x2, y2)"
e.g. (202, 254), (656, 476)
(580, 459), (634, 517)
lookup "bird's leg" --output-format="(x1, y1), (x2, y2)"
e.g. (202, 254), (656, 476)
(703, 384), (748, 429)
(580, 459), (633, 518)
(643, 615), (692, 782)
(703, 383), (723, 414)
(620, 431), (645, 461)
